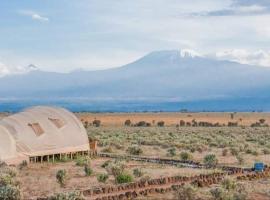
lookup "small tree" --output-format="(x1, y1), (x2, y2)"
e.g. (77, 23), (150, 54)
(124, 119), (132, 126)
(203, 154), (218, 166)
(180, 120), (185, 126)
(157, 121), (165, 127)
(93, 119), (101, 127)
(56, 169), (67, 187)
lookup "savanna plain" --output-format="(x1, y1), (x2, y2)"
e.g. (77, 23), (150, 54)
(1, 112), (270, 200)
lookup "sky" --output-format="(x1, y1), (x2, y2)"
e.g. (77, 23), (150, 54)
(0, 0), (270, 74)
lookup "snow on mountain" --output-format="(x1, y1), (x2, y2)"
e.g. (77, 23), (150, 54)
(180, 49), (202, 58)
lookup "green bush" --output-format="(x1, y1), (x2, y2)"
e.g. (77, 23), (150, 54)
(97, 173), (109, 183)
(203, 154), (218, 166)
(106, 161), (125, 177)
(56, 169), (67, 187)
(167, 147), (176, 157)
(75, 156), (90, 167)
(84, 165), (93, 176)
(116, 173), (133, 184)
(180, 152), (192, 161)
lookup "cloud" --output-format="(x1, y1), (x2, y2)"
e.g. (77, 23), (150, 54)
(0, 62), (38, 77)
(31, 13), (49, 22)
(215, 49), (270, 67)
(19, 10), (49, 22)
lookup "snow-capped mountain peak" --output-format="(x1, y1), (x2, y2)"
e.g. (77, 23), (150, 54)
(180, 49), (201, 58)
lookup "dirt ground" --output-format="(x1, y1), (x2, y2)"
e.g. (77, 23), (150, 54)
(17, 158), (217, 199)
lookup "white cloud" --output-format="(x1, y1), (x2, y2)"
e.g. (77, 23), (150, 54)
(0, 62), (38, 77)
(31, 13), (49, 22)
(215, 49), (270, 67)
(19, 10), (49, 22)
(236, 5), (267, 13)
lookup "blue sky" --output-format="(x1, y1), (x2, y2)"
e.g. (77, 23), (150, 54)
(0, 0), (270, 73)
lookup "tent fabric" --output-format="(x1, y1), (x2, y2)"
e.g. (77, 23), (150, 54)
(0, 106), (89, 164)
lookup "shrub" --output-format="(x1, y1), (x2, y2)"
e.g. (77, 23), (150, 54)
(56, 169), (67, 187)
(179, 120), (185, 126)
(48, 191), (84, 200)
(84, 165), (93, 176)
(180, 152), (192, 161)
(262, 148), (270, 155)
(203, 154), (218, 166)
(136, 121), (147, 127)
(76, 156), (90, 167)
(236, 155), (244, 165)
(18, 160), (28, 170)
(167, 147), (176, 157)
(0, 185), (20, 200)
(157, 121), (165, 127)
(127, 146), (143, 155)
(97, 173), (109, 183)
(124, 119), (132, 126)
(174, 185), (197, 200)
(222, 149), (228, 156)
(106, 161), (125, 177)
(210, 187), (227, 200)
(222, 178), (236, 191)
(133, 168), (143, 177)
(101, 160), (111, 168)
(251, 150), (258, 156)
(259, 119), (266, 124)
(230, 147), (239, 156)
(116, 173), (133, 184)
(93, 119), (101, 127)
(101, 146), (114, 153)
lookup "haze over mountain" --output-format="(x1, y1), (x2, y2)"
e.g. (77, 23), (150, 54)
(1, 49), (270, 111)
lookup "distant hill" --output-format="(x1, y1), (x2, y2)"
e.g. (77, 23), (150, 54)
(1, 50), (270, 111)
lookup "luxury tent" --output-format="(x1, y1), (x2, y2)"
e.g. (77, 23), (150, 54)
(0, 106), (90, 164)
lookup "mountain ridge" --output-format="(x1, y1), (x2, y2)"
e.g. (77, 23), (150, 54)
(0, 50), (270, 106)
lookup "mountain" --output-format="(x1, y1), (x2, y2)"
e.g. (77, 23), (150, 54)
(1, 50), (270, 111)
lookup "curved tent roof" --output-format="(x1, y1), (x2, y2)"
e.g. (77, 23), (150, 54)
(0, 106), (89, 164)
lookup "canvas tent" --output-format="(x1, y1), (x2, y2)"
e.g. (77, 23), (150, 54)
(0, 106), (90, 164)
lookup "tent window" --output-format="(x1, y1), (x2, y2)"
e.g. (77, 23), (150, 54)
(48, 118), (65, 128)
(28, 123), (44, 136)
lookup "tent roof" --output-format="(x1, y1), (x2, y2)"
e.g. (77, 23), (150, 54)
(0, 106), (89, 163)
